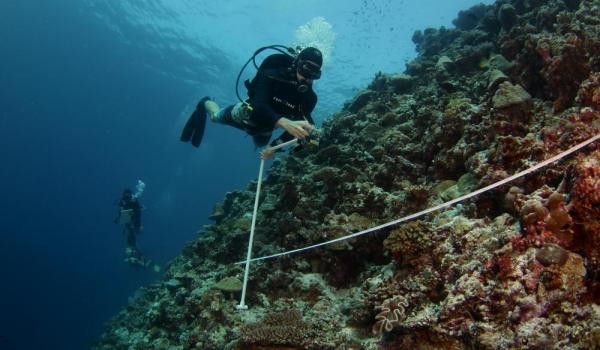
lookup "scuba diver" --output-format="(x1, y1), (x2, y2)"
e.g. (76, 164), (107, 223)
(114, 181), (159, 271)
(180, 46), (323, 159)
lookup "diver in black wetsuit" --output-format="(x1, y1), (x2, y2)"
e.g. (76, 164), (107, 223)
(180, 47), (323, 159)
(114, 189), (147, 267)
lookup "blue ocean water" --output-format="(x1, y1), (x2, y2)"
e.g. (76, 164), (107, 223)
(0, 1), (493, 349)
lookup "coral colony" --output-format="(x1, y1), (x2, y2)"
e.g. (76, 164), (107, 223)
(94, 1), (600, 349)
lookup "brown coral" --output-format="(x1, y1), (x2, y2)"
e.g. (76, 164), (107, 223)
(576, 72), (600, 109)
(383, 221), (434, 263)
(239, 309), (314, 348)
(538, 33), (590, 111)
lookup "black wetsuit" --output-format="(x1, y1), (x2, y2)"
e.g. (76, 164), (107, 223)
(117, 196), (141, 248)
(221, 55), (317, 147)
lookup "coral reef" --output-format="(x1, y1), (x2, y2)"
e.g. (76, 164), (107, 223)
(93, 1), (600, 349)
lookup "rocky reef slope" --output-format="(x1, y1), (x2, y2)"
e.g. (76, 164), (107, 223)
(94, 0), (600, 349)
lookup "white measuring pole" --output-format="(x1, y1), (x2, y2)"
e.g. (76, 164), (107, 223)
(236, 138), (299, 310)
(236, 158), (264, 310)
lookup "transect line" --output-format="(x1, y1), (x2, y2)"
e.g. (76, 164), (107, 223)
(236, 133), (599, 265)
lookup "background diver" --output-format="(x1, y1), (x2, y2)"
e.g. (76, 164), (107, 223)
(114, 181), (159, 271)
(180, 46), (323, 159)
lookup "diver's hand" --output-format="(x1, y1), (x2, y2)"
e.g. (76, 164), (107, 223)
(260, 148), (276, 160)
(275, 117), (313, 139)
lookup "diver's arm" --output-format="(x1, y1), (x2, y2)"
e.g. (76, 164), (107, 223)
(268, 89), (317, 146)
(261, 129), (299, 159)
(252, 68), (318, 132)
(274, 91), (316, 140)
(265, 120), (313, 158)
(276, 89), (317, 140)
(275, 118), (311, 138)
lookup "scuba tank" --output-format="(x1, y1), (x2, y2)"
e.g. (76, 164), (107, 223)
(234, 45), (303, 106)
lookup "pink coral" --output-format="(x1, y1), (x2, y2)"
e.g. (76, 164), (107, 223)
(543, 109), (600, 155)
(510, 184), (574, 252)
(570, 150), (600, 270)
(576, 72), (600, 110)
(570, 150), (600, 220)
(487, 253), (514, 281)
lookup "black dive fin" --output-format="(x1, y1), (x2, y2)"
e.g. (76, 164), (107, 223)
(190, 109), (207, 147)
(181, 96), (210, 147)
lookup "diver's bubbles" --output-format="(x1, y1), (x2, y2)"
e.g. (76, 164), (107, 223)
(292, 17), (336, 67)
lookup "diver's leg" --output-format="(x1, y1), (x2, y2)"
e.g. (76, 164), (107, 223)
(214, 102), (254, 130)
(126, 226), (137, 248)
(125, 227), (146, 266)
(123, 226), (136, 264)
(204, 100), (220, 122)
(211, 104), (234, 124)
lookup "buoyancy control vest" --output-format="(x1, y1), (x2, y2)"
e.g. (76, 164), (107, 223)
(235, 45), (299, 104)
(244, 53), (295, 99)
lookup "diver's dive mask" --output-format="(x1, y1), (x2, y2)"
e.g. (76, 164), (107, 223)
(297, 60), (321, 80)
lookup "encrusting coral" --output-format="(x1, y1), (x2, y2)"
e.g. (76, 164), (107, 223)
(383, 220), (435, 263)
(93, 1), (600, 349)
(238, 309), (315, 348)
